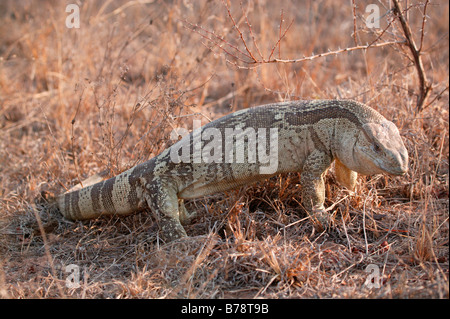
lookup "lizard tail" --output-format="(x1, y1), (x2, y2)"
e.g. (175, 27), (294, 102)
(57, 169), (144, 221)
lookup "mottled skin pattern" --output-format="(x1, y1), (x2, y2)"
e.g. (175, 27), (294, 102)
(56, 100), (408, 242)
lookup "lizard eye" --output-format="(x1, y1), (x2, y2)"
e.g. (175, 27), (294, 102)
(372, 142), (381, 153)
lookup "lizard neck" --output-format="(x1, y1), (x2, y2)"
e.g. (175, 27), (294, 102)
(331, 120), (360, 171)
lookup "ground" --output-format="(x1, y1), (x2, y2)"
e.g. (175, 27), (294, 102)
(0, 0), (448, 298)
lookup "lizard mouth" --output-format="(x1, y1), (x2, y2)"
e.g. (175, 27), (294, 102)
(380, 164), (408, 176)
(393, 167), (408, 175)
(372, 157), (407, 176)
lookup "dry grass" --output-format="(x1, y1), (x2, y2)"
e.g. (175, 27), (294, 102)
(0, 0), (448, 299)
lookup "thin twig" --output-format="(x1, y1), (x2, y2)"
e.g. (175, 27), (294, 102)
(272, 41), (402, 63)
(423, 85), (449, 110)
(367, 9), (396, 47)
(418, 0), (430, 52)
(278, 9), (284, 59)
(268, 17), (294, 62)
(362, 189), (373, 256)
(183, 19), (253, 64)
(240, 1), (263, 60)
(71, 86), (85, 187)
(221, 0), (258, 62)
(351, 0), (358, 46)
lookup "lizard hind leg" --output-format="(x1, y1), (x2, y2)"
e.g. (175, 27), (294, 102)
(144, 181), (187, 242)
(178, 199), (197, 226)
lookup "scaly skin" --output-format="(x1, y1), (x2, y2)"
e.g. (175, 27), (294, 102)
(55, 100), (408, 242)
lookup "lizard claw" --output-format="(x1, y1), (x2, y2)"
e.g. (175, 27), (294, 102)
(310, 208), (331, 232)
(159, 216), (188, 243)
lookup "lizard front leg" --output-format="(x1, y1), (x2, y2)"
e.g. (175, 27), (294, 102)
(300, 149), (333, 230)
(334, 158), (357, 191)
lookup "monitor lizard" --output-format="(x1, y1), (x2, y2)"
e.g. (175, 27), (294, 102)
(50, 100), (408, 242)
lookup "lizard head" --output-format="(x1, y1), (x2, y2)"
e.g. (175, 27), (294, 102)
(352, 120), (408, 176)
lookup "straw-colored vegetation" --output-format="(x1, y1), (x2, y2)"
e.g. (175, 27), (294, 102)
(0, 0), (448, 298)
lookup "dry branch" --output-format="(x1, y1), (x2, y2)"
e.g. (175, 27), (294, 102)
(272, 41), (403, 63)
(184, 4), (399, 68)
(392, 0), (432, 113)
(185, 0), (437, 114)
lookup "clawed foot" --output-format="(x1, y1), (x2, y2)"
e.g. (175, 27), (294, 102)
(178, 199), (197, 226)
(159, 216), (188, 243)
(310, 208), (332, 232)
